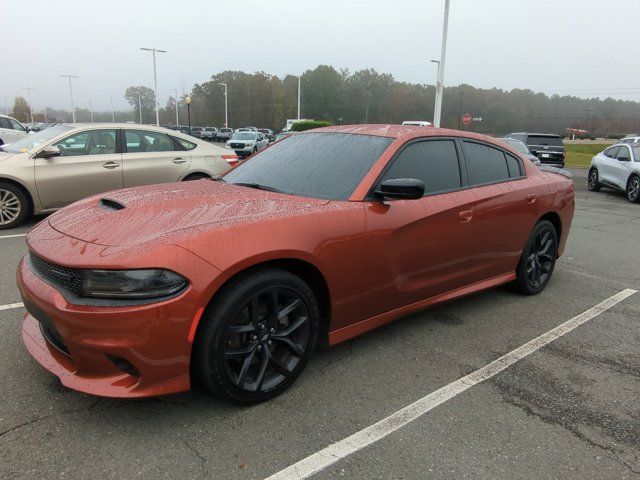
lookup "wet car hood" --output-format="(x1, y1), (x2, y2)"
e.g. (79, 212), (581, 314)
(47, 180), (329, 246)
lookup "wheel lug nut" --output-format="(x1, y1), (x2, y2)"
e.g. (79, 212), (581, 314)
(258, 345), (262, 350)
(270, 328), (275, 333)
(268, 340), (272, 345)
(260, 324), (265, 330)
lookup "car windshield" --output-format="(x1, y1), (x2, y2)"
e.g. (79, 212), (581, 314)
(527, 135), (563, 147)
(224, 132), (393, 200)
(232, 132), (257, 140)
(501, 138), (529, 155)
(1, 125), (72, 153)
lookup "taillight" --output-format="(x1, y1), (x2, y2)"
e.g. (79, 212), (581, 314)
(222, 154), (239, 167)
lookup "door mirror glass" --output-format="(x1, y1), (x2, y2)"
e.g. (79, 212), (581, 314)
(37, 145), (61, 159)
(375, 178), (425, 200)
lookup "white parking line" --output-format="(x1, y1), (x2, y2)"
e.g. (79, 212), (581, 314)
(0, 233), (26, 239)
(0, 302), (24, 311)
(265, 288), (637, 480)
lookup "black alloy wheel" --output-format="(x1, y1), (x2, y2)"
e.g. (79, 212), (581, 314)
(588, 168), (601, 192)
(515, 220), (557, 295)
(193, 268), (319, 404)
(627, 176), (640, 203)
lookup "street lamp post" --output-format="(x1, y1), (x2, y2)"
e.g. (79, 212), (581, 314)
(297, 75), (301, 120)
(140, 47), (167, 126)
(136, 91), (143, 124)
(171, 88), (179, 126)
(457, 90), (465, 129)
(22, 88), (34, 124)
(185, 96), (192, 136)
(110, 96), (115, 123)
(1, 96), (8, 116)
(60, 74), (79, 123)
(433, 0), (451, 128)
(89, 100), (94, 123)
(219, 83), (228, 128)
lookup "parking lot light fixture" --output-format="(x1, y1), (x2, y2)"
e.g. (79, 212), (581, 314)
(297, 75), (301, 120)
(218, 83), (228, 128)
(1, 96), (8, 115)
(89, 99), (94, 123)
(136, 91), (143, 124)
(171, 88), (179, 126)
(140, 47), (167, 127)
(60, 74), (79, 123)
(22, 88), (34, 124)
(185, 96), (192, 135)
(433, 0), (451, 128)
(110, 96), (115, 123)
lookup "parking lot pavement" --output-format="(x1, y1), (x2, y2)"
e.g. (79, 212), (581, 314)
(1, 171), (639, 480)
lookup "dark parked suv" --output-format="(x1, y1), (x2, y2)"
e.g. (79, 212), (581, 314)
(505, 132), (566, 167)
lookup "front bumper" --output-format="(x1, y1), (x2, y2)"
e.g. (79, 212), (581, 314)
(17, 236), (220, 398)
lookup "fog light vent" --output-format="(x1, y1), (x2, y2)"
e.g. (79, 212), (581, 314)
(106, 355), (140, 377)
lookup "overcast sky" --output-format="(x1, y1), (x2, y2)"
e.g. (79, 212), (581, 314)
(3, 0), (639, 113)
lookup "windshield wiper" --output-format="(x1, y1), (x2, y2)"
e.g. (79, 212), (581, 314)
(209, 176), (226, 183)
(232, 182), (285, 193)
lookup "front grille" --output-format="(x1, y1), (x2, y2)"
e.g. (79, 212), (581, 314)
(230, 143), (245, 148)
(39, 322), (71, 356)
(30, 252), (83, 296)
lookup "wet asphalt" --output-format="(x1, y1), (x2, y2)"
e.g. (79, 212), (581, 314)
(1, 168), (639, 479)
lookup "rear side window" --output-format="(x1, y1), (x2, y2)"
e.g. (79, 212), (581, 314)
(463, 141), (511, 185)
(526, 135), (563, 147)
(505, 154), (523, 178)
(381, 140), (461, 194)
(617, 146), (631, 161)
(125, 130), (176, 153)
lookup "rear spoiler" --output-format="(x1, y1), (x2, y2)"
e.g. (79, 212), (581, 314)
(539, 165), (572, 178)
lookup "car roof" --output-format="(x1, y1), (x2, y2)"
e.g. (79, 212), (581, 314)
(509, 132), (561, 137)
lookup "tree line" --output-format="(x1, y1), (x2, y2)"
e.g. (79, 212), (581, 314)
(9, 65), (640, 136)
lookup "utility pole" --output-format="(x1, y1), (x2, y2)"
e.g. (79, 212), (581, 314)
(110, 96), (115, 123)
(433, 0), (451, 128)
(89, 100), (94, 123)
(136, 91), (143, 124)
(457, 90), (465, 130)
(297, 75), (301, 120)
(60, 74), (79, 123)
(22, 88), (34, 123)
(140, 47), (167, 126)
(171, 88), (179, 126)
(219, 83), (228, 128)
(1, 96), (8, 115)
(585, 109), (592, 132)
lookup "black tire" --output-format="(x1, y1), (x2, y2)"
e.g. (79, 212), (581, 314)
(588, 168), (601, 192)
(193, 268), (320, 405)
(626, 175), (640, 203)
(514, 220), (558, 295)
(0, 181), (29, 230)
(183, 174), (209, 181)
(252, 147), (257, 154)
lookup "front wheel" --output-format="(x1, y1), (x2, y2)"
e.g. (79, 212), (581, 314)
(588, 168), (601, 192)
(193, 268), (319, 404)
(627, 175), (640, 203)
(514, 220), (558, 295)
(0, 182), (29, 230)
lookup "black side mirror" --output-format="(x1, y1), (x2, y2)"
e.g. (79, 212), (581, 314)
(36, 145), (61, 159)
(375, 178), (425, 200)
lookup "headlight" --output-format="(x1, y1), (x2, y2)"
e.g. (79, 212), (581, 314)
(80, 269), (188, 299)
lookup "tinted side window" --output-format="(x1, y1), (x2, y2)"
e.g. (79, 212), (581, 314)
(617, 146), (631, 161)
(0, 118), (10, 129)
(125, 130), (176, 153)
(381, 140), (461, 194)
(463, 141), (510, 185)
(605, 146), (620, 158)
(9, 119), (26, 131)
(505, 154), (523, 178)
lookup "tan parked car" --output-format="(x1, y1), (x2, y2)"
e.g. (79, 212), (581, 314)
(0, 123), (233, 229)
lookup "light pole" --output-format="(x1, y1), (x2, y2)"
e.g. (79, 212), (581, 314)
(110, 96), (115, 122)
(185, 96), (192, 135)
(219, 83), (228, 128)
(89, 100), (94, 123)
(136, 91), (143, 124)
(1, 96), (8, 115)
(457, 90), (465, 130)
(297, 75), (301, 120)
(433, 0), (451, 128)
(60, 74), (79, 123)
(140, 47), (167, 126)
(171, 88), (179, 126)
(22, 88), (34, 123)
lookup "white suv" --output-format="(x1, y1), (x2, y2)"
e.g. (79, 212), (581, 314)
(588, 143), (640, 203)
(0, 114), (29, 146)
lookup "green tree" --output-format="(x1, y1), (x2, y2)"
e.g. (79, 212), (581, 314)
(124, 86), (156, 124)
(12, 97), (31, 123)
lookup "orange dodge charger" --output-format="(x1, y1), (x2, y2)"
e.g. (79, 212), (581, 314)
(17, 125), (574, 404)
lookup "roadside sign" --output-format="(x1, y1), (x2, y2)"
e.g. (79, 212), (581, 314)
(472, 117), (483, 122)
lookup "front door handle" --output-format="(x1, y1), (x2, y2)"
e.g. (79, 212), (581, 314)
(102, 161), (120, 169)
(526, 193), (537, 204)
(173, 157), (187, 164)
(458, 210), (473, 222)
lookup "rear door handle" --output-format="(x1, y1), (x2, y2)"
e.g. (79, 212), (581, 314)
(173, 157), (186, 164)
(102, 161), (120, 169)
(458, 210), (473, 222)
(526, 193), (537, 204)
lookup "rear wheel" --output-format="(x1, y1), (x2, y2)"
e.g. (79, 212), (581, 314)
(193, 268), (319, 404)
(0, 182), (29, 230)
(588, 168), (601, 192)
(183, 173), (209, 181)
(514, 220), (558, 295)
(627, 175), (640, 203)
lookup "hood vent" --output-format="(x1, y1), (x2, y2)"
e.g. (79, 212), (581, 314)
(99, 198), (125, 211)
